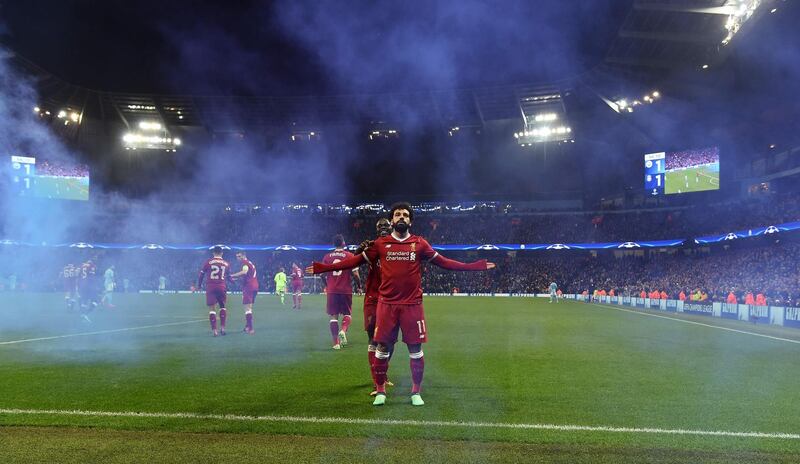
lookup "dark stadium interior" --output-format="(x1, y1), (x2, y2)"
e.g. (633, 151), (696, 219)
(0, 0), (798, 300)
(2, 2), (800, 461)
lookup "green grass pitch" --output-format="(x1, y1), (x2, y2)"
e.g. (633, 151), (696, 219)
(665, 165), (719, 194)
(31, 176), (90, 201)
(2, 293), (800, 463)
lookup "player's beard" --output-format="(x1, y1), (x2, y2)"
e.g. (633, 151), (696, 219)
(393, 220), (409, 234)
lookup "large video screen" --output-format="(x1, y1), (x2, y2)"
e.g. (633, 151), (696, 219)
(644, 146), (719, 195)
(9, 155), (90, 201)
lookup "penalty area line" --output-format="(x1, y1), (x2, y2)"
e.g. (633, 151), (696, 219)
(0, 319), (207, 345)
(0, 408), (798, 440)
(591, 303), (800, 345)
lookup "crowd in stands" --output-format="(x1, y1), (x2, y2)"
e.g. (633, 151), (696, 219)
(36, 160), (90, 178)
(1, 191), (799, 307)
(57, 191), (800, 246)
(665, 146), (719, 170)
(1, 238), (799, 307)
(421, 243), (800, 307)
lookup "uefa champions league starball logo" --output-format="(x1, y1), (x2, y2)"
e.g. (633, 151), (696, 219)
(618, 242), (641, 249)
(477, 244), (499, 250)
(724, 233), (737, 241)
(546, 243), (570, 250)
(765, 226), (780, 235)
(276, 245), (297, 251)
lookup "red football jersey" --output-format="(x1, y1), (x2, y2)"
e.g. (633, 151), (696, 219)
(364, 234), (438, 305)
(291, 266), (303, 284)
(322, 249), (354, 295)
(199, 257), (230, 288)
(363, 262), (381, 302)
(80, 262), (96, 280)
(239, 258), (258, 289)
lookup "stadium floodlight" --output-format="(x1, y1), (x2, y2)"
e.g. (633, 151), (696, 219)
(57, 110), (67, 119)
(368, 128), (400, 140)
(616, 99), (628, 109)
(33, 106), (40, 113)
(702, 64), (709, 69)
(651, 91), (660, 98)
(123, 132), (181, 151)
(534, 113), (558, 122)
(70, 112), (79, 122)
(139, 121), (163, 131)
(721, 0), (762, 46)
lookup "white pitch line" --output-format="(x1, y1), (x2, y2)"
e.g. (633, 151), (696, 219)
(130, 315), (205, 320)
(591, 303), (800, 345)
(0, 319), (206, 345)
(0, 408), (798, 440)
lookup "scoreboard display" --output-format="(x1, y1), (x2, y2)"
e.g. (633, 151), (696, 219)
(10, 155), (90, 201)
(644, 147), (720, 195)
(644, 152), (666, 195)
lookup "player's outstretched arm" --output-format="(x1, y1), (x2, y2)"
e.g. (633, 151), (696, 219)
(431, 254), (495, 271)
(350, 239), (374, 257)
(305, 253), (366, 275)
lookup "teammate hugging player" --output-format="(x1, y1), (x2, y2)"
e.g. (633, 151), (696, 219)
(350, 218), (394, 395)
(198, 246), (231, 336)
(321, 234), (360, 350)
(308, 202), (495, 406)
(230, 251), (258, 334)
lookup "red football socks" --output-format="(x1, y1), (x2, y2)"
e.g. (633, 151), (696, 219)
(372, 353), (390, 393)
(368, 348), (378, 385)
(219, 308), (227, 331)
(329, 319), (340, 344)
(245, 311), (253, 332)
(410, 353), (424, 394)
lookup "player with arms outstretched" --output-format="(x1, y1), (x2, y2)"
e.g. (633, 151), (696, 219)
(308, 202), (495, 406)
(230, 251), (258, 334)
(321, 234), (361, 350)
(274, 267), (287, 305)
(198, 246), (231, 336)
(290, 263), (303, 309)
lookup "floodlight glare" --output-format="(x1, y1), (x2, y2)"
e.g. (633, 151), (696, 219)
(139, 121), (163, 131)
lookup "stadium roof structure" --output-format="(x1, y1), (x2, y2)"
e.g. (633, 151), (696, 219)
(5, 0), (778, 137)
(606, 0), (769, 69)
